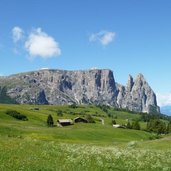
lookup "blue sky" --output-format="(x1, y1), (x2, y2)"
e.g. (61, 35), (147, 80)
(1, 0), (171, 106)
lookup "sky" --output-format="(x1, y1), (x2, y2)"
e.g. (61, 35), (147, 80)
(1, 0), (171, 107)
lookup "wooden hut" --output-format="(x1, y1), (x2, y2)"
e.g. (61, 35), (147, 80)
(74, 117), (88, 123)
(57, 119), (73, 126)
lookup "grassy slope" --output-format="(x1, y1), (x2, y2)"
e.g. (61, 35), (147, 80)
(0, 104), (151, 144)
(0, 104), (171, 171)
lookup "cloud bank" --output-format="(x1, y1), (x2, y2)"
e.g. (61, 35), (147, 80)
(89, 30), (115, 46)
(25, 28), (61, 58)
(12, 26), (24, 43)
(156, 93), (171, 107)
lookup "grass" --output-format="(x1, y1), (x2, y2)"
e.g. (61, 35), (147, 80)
(0, 104), (171, 170)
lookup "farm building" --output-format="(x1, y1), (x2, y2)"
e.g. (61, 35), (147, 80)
(57, 119), (73, 126)
(74, 117), (88, 123)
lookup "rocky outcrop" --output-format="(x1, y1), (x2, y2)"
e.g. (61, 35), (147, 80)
(0, 69), (160, 113)
(116, 74), (159, 113)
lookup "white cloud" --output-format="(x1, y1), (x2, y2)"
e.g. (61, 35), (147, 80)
(12, 26), (24, 42)
(25, 28), (61, 59)
(89, 30), (115, 46)
(39, 67), (49, 70)
(156, 93), (171, 107)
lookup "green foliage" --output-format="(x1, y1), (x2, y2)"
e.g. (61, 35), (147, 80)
(34, 107), (39, 110)
(132, 120), (140, 130)
(86, 114), (95, 123)
(166, 121), (171, 133)
(6, 110), (28, 121)
(112, 119), (116, 125)
(147, 119), (167, 134)
(0, 86), (17, 104)
(126, 121), (132, 129)
(69, 104), (78, 108)
(57, 110), (63, 116)
(47, 114), (54, 127)
(140, 112), (171, 122)
(97, 105), (110, 113)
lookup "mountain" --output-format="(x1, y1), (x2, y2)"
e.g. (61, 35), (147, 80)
(160, 106), (171, 116)
(0, 69), (160, 113)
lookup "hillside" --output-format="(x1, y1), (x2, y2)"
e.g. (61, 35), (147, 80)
(0, 104), (171, 171)
(0, 104), (150, 143)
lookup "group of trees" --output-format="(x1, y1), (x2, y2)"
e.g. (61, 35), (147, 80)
(147, 119), (171, 134)
(6, 110), (28, 121)
(140, 112), (171, 122)
(126, 120), (140, 130)
(112, 119), (141, 130)
(125, 119), (171, 134)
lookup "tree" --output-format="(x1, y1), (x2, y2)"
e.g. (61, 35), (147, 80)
(167, 121), (171, 133)
(86, 114), (95, 123)
(112, 119), (116, 125)
(47, 114), (54, 127)
(69, 104), (78, 108)
(132, 120), (140, 130)
(147, 119), (167, 134)
(57, 110), (63, 116)
(126, 121), (132, 129)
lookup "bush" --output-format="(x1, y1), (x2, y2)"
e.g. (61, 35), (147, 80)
(86, 115), (95, 123)
(112, 119), (116, 125)
(126, 121), (132, 129)
(6, 110), (28, 121)
(167, 121), (171, 133)
(57, 110), (63, 116)
(69, 104), (78, 108)
(132, 120), (140, 130)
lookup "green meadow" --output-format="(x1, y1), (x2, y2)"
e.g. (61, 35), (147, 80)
(0, 104), (171, 171)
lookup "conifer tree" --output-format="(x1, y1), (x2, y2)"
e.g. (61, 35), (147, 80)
(47, 114), (54, 127)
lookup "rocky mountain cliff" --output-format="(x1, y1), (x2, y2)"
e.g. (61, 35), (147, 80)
(0, 69), (160, 113)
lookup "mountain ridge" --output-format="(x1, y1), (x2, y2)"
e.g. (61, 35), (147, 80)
(0, 69), (160, 113)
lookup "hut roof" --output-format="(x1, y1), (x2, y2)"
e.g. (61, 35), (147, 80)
(58, 119), (72, 123)
(74, 117), (88, 122)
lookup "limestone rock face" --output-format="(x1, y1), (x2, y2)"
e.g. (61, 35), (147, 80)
(116, 74), (159, 113)
(0, 69), (159, 113)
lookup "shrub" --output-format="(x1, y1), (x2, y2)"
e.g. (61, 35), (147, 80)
(57, 110), (63, 116)
(6, 110), (28, 121)
(112, 119), (116, 125)
(132, 120), (140, 130)
(126, 121), (132, 129)
(86, 115), (95, 123)
(167, 121), (171, 133)
(69, 104), (78, 108)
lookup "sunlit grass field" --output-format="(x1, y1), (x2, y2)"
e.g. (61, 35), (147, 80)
(0, 104), (171, 171)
